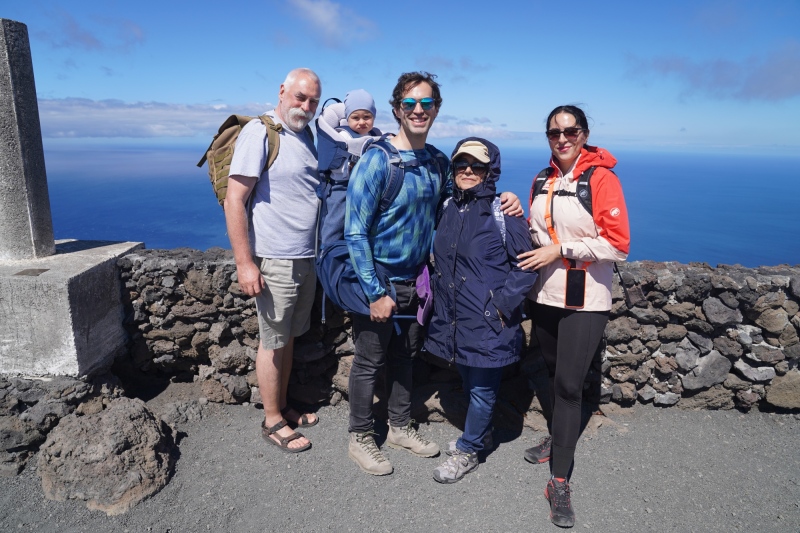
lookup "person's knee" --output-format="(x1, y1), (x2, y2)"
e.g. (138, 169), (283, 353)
(352, 351), (383, 372)
(553, 377), (583, 405)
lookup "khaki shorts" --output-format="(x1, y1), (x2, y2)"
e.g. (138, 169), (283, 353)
(254, 257), (316, 350)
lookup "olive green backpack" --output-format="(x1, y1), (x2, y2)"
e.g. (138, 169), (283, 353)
(196, 115), (282, 207)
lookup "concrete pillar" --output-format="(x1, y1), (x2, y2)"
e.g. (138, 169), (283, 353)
(0, 18), (55, 260)
(0, 18), (144, 377)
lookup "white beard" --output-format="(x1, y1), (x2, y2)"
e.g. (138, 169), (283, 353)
(285, 107), (314, 132)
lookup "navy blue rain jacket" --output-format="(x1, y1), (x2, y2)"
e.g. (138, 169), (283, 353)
(424, 137), (537, 368)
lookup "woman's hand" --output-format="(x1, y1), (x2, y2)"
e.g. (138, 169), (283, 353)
(518, 244), (562, 270)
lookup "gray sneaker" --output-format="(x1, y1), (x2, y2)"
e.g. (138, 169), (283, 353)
(433, 449), (479, 484)
(386, 420), (440, 457)
(445, 430), (493, 456)
(348, 431), (393, 476)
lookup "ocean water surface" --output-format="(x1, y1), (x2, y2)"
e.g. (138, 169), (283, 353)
(45, 143), (800, 268)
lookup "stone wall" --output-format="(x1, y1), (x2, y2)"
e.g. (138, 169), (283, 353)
(116, 248), (800, 415)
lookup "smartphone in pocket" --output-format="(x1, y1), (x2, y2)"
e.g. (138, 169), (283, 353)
(565, 268), (586, 309)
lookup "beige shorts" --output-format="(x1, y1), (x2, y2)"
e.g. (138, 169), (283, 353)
(254, 257), (316, 350)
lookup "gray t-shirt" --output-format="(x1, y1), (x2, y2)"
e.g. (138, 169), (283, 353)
(229, 111), (319, 259)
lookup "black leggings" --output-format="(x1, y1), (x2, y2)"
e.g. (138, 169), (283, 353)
(532, 303), (609, 478)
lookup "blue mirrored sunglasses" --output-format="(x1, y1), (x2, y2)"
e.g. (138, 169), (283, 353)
(400, 97), (435, 112)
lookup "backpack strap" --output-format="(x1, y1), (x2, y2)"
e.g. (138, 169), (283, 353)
(259, 115), (282, 173)
(425, 143), (450, 191)
(575, 166), (595, 215)
(363, 137), (449, 214)
(528, 167), (553, 210)
(529, 166), (597, 216)
(362, 136), (406, 213)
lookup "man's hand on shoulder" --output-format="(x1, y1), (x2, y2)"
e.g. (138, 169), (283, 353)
(499, 191), (523, 217)
(237, 260), (265, 297)
(370, 295), (397, 322)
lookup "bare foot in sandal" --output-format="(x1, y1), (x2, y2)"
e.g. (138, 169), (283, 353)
(281, 406), (319, 428)
(262, 418), (311, 452)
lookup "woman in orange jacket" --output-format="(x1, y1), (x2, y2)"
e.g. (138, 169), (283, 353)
(518, 105), (630, 528)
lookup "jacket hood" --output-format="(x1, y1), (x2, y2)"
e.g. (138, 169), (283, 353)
(551, 145), (617, 177)
(451, 136), (500, 202)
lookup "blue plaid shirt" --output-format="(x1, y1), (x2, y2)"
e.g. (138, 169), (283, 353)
(345, 146), (449, 303)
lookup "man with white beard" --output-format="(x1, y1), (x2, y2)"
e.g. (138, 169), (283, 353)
(224, 68), (321, 453)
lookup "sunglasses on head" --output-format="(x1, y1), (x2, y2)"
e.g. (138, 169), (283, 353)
(545, 127), (585, 141)
(453, 160), (489, 174)
(400, 97), (435, 112)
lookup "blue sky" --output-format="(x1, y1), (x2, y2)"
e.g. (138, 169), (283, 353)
(3, 0), (800, 154)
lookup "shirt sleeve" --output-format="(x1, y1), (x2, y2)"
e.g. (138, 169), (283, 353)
(564, 168), (630, 262)
(345, 148), (390, 302)
(491, 215), (538, 317)
(228, 120), (267, 179)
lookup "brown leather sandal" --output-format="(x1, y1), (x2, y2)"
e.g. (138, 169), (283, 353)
(280, 406), (319, 428)
(261, 419), (311, 453)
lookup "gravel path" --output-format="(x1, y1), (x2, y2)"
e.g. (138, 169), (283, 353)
(1, 400), (798, 532)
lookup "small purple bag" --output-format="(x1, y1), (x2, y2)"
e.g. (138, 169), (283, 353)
(416, 264), (433, 326)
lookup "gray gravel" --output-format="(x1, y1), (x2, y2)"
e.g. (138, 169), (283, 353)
(1, 402), (798, 532)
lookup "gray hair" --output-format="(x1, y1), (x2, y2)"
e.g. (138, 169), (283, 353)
(283, 68), (321, 88)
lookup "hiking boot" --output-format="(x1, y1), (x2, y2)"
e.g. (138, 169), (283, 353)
(445, 430), (493, 456)
(386, 420), (440, 457)
(348, 431), (393, 476)
(524, 435), (552, 464)
(544, 476), (575, 528)
(432, 449), (479, 484)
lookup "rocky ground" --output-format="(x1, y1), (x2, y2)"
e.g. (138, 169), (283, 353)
(0, 381), (798, 533)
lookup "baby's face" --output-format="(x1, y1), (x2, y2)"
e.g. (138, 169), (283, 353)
(347, 110), (375, 135)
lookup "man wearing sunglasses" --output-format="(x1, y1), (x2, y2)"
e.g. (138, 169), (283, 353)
(344, 72), (522, 476)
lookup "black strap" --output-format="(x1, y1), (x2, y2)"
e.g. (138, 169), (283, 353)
(530, 166), (596, 215)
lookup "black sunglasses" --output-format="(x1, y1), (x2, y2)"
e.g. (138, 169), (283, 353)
(453, 160), (489, 174)
(545, 127), (585, 141)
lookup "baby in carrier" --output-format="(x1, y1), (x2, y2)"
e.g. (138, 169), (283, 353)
(316, 89), (384, 249)
(341, 89), (379, 147)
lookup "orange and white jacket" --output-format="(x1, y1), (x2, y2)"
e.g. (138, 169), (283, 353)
(528, 146), (630, 311)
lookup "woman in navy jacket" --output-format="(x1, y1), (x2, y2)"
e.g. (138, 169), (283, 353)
(425, 137), (537, 484)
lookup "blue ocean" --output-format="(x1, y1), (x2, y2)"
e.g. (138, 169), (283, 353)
(45, 143), (800, 268)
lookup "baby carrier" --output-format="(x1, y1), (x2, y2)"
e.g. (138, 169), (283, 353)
(315, 98), (383, 247)
(315, 103), (449, 320)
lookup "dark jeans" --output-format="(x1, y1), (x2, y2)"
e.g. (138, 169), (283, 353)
(348, 283), (421, 433)
(455, 364), (504, 454)
(532, 303), (609, 479)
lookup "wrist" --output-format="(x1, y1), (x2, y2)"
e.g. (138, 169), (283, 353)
(369, 290), (386, 303)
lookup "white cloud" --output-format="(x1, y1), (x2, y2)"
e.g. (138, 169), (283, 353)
(36, 97), (531, 142)
(428, 122), (524, 140)
(37, 98), (275, 138)
(286, 0), (376, 47)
